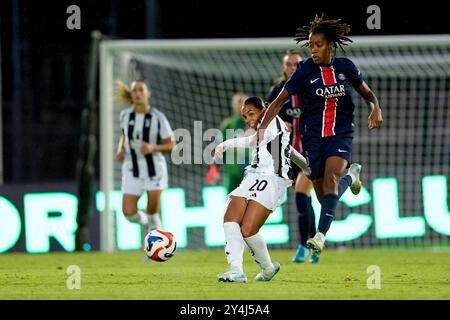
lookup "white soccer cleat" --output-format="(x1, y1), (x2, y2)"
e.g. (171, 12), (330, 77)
(217, 268), (248, 283)
(349, 163), (362, 195)
(254, 262), (281, 281)
(306, 232), (325, 255)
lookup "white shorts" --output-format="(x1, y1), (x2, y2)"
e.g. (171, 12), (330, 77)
(229, 172), (290, 212)
(121, 174), (168, 196)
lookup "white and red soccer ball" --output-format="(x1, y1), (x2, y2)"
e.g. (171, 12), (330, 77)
(144, 229), (177, 262)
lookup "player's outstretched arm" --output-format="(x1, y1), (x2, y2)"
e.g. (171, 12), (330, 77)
(214, 136), (253, 163)
(355, 81), (383, 129)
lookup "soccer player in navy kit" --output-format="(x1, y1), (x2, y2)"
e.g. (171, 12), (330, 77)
(268, 49), (319, 264)
(259, 15), (383, 257)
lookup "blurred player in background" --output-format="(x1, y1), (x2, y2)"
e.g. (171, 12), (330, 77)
(214, 96), (306, 283)
(268, 49), (319, 264)
(206, 93), (251, 192)
(258, 14), (383, 258)
(115, 80), (175, 233)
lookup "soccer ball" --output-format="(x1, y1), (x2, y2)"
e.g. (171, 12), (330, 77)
(144, 229), (177, 262)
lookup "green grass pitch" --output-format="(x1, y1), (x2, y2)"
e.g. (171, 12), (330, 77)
(0, 248), (449, 300)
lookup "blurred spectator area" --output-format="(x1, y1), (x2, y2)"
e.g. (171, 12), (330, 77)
(0, 0), (147, 183)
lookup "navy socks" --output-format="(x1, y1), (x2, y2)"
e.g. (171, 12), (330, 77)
(318, 194), (339, 235)
(296, 193), (313, 246)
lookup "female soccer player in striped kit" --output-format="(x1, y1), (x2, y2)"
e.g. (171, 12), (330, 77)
(268, 49), (319, 264)
(214, 96), (310, 283)
(259, 15), (383, 257)
(115, 80), (175, 232)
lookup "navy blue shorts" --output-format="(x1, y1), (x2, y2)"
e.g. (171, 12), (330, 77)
(302, 133), (353, 181)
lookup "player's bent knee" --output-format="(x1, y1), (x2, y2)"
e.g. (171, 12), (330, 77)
(240, 225), (257, 238)
(122, 196), (139, 216)
(122, 204), (139, 216)
(122, 210), (136, 216)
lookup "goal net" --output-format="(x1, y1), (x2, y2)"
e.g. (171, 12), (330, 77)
(99, 36), (450, 252)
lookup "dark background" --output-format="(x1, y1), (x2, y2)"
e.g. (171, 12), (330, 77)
(0, 0), (448, 184)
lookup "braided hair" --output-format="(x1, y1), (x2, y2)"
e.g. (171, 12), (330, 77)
(294, 14), (353, 51)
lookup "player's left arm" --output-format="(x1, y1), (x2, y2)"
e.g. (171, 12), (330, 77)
(355, 81), (383, 130)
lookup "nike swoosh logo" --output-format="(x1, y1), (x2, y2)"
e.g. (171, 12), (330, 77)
(338, 148), (348, 153)
(310, 78), (320, 84)
(325, 213), (334, 217)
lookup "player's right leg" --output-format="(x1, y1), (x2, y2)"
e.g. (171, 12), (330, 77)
(122, 194), (148, 225)
(217, 196), (248, 283)
(121, 176), (148, 226)
(145, 190), (162, 232)
(308, 156), (347, 255)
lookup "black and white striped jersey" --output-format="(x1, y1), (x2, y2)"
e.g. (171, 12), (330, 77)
(248, 115), (293, 181)
(119, 107), (174, 178)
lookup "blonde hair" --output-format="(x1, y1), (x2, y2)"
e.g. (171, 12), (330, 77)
(114, 80), (133, 106)
(114, 80), (151, 107)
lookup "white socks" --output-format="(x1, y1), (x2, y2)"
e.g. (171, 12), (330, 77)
(223, 223), (273, 273)
(244, 233), (273, 270)
(223, 222), (245, 272)
(125, 211), (163, 232)
(125, 211), (148, 226)
(146, 212), (162, 231)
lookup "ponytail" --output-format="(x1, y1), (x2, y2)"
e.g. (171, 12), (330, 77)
(114, 80), (133, 106)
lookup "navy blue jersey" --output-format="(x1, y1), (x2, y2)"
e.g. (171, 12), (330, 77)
(267, 81), (303, 152)
(284, 57), (363, 137)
